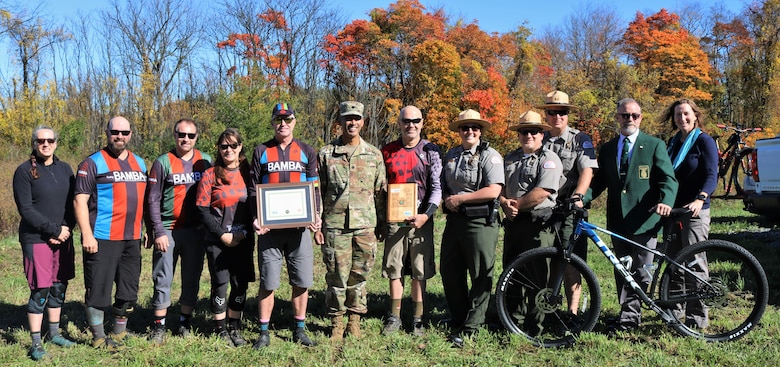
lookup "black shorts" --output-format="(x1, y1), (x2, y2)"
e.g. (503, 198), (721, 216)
(83, 239), (141, 308)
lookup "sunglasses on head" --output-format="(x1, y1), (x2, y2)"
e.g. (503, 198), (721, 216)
(546, 110), (569, 116)
(110, 129), (131, 136)
(518, 129), (543, 136)
(175, 132), (197, 139)
(274, 116), (295, 124)
(618, 113), (642, 120)
(218, 143), (240, 150)
(36, 138), (56, 144)
(459, 125), (481, 132)
(401, 118), (422, 125)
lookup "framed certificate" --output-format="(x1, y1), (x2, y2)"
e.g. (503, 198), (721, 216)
(387, 183), (418, 223)
(256, 181), (316, 229)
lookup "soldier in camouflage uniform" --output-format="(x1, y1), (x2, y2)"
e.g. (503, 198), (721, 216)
(537, 91), (598, 315)
(315, 101), (386, 341)
(440, 110), (504, 348)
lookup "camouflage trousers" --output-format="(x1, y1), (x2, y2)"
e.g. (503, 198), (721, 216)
(322, 227), (377, 316)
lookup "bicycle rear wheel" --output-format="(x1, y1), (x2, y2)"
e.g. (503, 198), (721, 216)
(495, 247), (601, 347)
(658, 239), (768, 341)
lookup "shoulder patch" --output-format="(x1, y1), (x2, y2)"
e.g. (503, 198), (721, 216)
(490, 156), (503, 164)
(582, 141), (594, 149)
(543, 160), (557, 169)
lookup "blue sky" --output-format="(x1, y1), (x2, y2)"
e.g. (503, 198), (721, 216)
(34, 0), (747, 36)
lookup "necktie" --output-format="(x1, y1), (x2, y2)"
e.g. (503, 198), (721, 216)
(620, 137), (630, 182)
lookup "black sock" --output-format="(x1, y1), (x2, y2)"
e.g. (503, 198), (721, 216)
(179, 313), (192, 328)
(215, 319), (227, 333)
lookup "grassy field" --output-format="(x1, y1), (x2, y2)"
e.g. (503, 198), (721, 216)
(0, 197), (778, 366)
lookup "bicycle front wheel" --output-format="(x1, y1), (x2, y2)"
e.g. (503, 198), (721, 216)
(495, 247), (601, 347)
(659, 239), (768, 342)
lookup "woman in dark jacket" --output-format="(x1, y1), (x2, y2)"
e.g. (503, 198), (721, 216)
(662, 98), (719, 329)
(12, 126), (77, 360)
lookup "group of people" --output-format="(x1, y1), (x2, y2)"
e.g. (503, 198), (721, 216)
(12, 92), (718, 360)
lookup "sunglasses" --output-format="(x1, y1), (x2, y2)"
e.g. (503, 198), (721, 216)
(518, 129), (543, 136)
(618, 113), (642, 120)
(546, 110), (569, 116)
(109, 129), (131, 136)
(273, 116), (295, 124)
(36, 138), (56, 144)
(175, 132), (197, 139)
(459, 125), (481, 132)
(401, 118), (422, 125)
(218, 143), (240, 150)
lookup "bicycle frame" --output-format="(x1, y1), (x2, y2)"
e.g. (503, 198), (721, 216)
(563, 211), (711, 325)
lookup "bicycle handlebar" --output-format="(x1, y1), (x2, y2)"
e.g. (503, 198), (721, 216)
(558, 197), (691, 218)
(716, 123), (762, 134)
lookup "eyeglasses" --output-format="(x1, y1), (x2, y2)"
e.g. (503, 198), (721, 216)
(342, 115), (362, 122)
(459, 125), (481, 132)
(546, 110), (569, 116)
(518, 129), (543, 136)
(109, 130), (131, 136)
(273, 116), (295, 124)
(218, 143), (240, 150)
(36, 138), (56, 144)
(618, 113), (642, 120)
(401, 118), (422, 125)
(175, 132), (197, 139)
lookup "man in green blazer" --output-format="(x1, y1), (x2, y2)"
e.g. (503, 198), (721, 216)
(585, 98), (678, 333)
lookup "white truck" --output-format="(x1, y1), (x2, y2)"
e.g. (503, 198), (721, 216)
(743, 136), (780, 219)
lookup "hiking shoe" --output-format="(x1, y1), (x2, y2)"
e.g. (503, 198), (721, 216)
(292, 329), (317, 347)
(347, 314), (362, 338)
(47, 334), (76, 347)
(382, 315), (402, 336)
(28, 343), (48, 361)
(177, 325), (193, 337)
(108, 330), (134, 341)
(218, 330), (235, 347)
(228, 329), (247, 347)
(252, 333), (270, 350)
(411, 317), (425, 337)
(92, 337), (124, 351)
(149, 327), (165, 345)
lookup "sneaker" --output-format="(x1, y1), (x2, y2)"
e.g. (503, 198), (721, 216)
(177, 325), (193, 338)
(218, 330), (235, 347)
(292, 329), (316, 347)
(149, 327), (165, 345)
(47, 334), (76, 347)
(252, 333), (270, 350)
(228, 329), (247, 347)
(382, 315), (402, 336)
(92, 337), (124, 351)
(411, 318), (425, 337)
(28, 343), (48, 361)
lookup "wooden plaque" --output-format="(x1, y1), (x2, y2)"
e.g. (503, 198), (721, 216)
(387, 183), (418, 223)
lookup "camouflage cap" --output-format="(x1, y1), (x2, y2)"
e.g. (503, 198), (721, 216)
(339, 101), (364, 118)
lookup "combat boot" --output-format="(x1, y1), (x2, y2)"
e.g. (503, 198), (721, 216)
(347, 313), (362, 338)
(330, 316), (345, 342)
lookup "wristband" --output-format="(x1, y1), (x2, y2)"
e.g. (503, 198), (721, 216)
(423, 203), (438, 217)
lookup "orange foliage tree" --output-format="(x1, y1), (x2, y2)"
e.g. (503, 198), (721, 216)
(622, 9), (713, 106)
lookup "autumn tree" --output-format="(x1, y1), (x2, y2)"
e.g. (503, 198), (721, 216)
(622, 9), (713, 109)
(99, 0), (204, 156)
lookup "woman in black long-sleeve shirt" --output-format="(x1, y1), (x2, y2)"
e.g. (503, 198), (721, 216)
(12, 126), (77, 360)
(662, 99), (719, 329)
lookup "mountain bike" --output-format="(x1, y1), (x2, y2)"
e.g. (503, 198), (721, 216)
(495, 200), (768, 347)
(715, 124), (762, 198)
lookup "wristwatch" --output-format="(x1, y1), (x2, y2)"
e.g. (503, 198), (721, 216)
(696, 193), (708, 201)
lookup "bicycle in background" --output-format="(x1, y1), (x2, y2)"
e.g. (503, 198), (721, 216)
(495, 199), (768, 347)
(714, 123), (762, 199)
